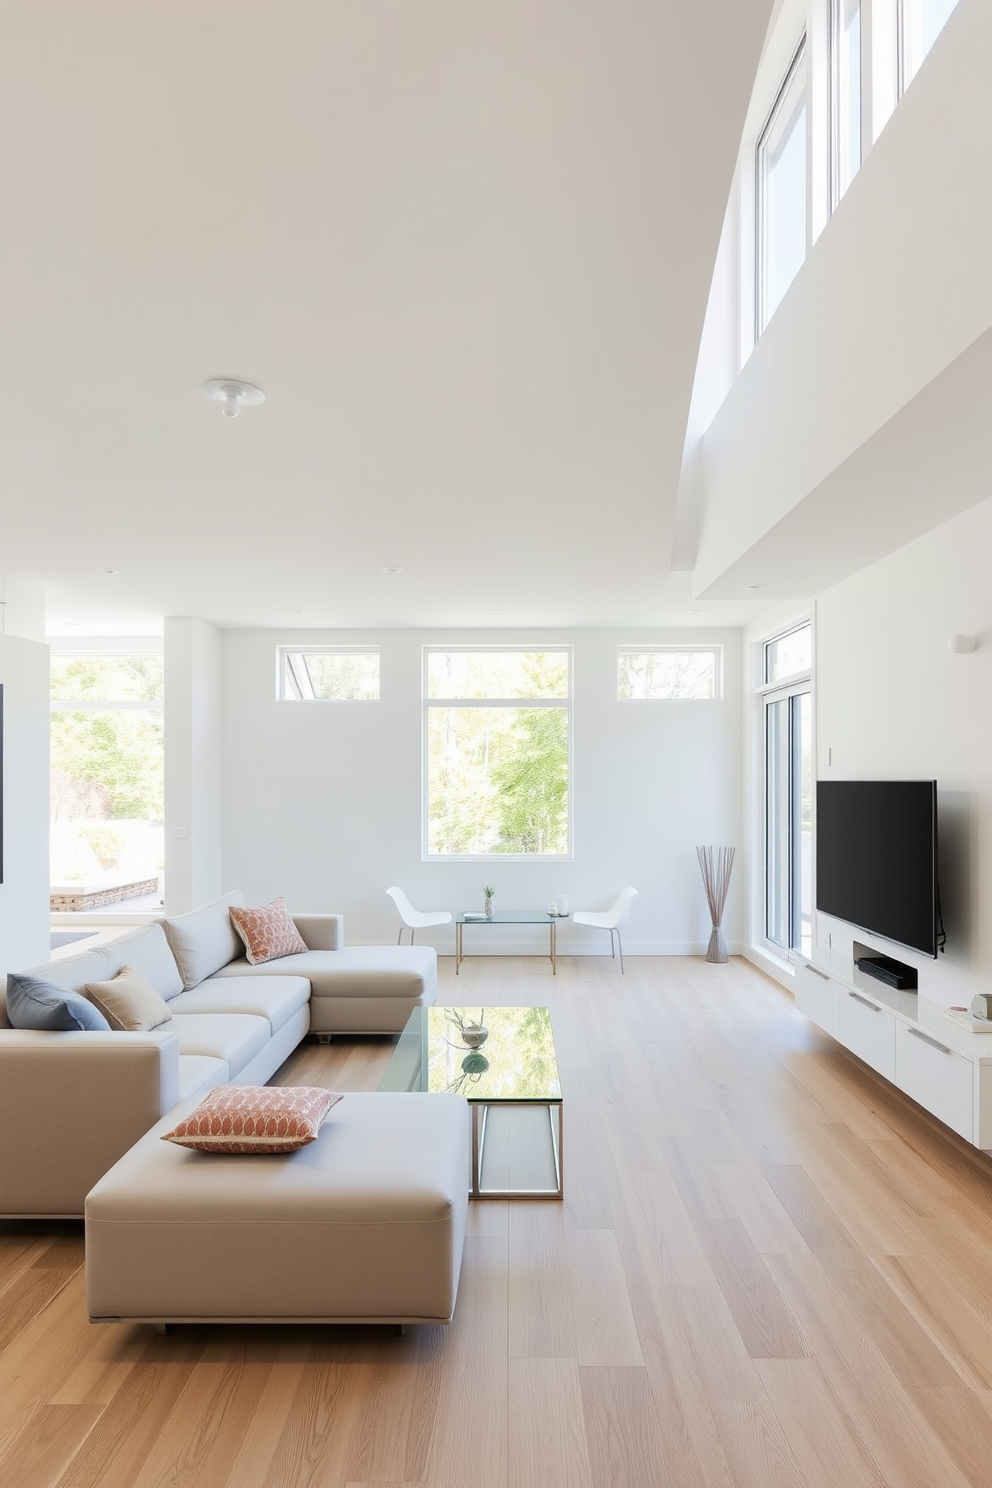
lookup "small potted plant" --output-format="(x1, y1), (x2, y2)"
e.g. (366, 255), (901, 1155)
(483, 884), (495, 918)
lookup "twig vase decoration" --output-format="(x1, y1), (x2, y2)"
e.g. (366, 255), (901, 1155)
(696, 845), (735, 963)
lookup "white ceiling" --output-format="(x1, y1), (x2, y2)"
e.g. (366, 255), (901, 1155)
(1, 1), (774, 635)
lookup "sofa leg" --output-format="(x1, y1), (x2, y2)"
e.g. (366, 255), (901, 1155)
(394, 1323), (407, 1336)
(315, 1033), (334, 1044)
(155, 1322), (175, 1336)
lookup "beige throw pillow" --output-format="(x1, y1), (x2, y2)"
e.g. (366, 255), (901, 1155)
(84, 965), (174, 1032)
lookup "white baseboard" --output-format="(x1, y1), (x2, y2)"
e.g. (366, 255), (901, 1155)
(742, 944), (795, 989)
(382, 938), (746, 958)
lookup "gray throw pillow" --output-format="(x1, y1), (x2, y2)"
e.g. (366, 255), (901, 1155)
(6, 972), (112, 1032)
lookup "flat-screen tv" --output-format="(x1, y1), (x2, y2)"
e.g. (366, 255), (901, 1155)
(816, 780), (938, 958)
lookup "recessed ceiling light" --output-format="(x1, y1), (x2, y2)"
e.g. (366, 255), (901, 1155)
(293, 609), (305, 616)
(746, 583), (767, 591)
(103, 568), (120, 575)
(490, 609), (503, 615)
(381, 566), (403, 574)
(689, 607), (702, 614)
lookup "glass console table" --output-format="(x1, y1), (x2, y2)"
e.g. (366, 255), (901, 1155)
(455, 909), (565, 974)
(378, 1005), (563, 1198)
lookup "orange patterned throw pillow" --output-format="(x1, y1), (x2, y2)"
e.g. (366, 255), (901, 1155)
(229, 897), (308, 965)
(162, 1085), (342, 1153)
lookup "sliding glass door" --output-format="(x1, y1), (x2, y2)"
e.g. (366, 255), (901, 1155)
(761, 625), (812, 956)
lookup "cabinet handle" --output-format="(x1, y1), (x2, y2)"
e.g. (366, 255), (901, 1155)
(849, 991), (881, 1012)
(908, 1027), (952, 1056)
(805, 964), (831, 981)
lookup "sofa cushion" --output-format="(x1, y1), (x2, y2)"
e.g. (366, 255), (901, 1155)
(163, 1012), (271, 1079)
(209, 945), (436, 999)
(84, 967), (174, 1033)
(6, 972), (112, 1032)
(229, 898), (308, 965)
(161, 1085), (343, 1154)
(100, 922), (184, 1001)
(178, 1054), (230, 1102)
(19, 945), (121, 999)
(163, 891), (246, 989)
(166, 976), (310, 1035)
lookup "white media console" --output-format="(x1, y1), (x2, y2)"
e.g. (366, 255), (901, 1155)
(794, 947), (992, 1149)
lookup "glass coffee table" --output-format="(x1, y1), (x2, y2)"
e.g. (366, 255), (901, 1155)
(455, 909), (565, 974)
(378, 1006), (563, 1198)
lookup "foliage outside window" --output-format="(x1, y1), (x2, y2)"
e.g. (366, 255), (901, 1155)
(618, 649), (721, 700)
(279, 648), (379, 700)
(50, 655), (165, 906)
(425, 649), (570, 858)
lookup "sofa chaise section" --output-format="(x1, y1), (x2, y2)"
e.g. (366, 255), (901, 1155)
(86, 1092), (471, 1327)
(166, 895), (438, 1035)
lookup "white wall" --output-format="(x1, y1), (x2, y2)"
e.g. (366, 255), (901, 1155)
(688, 0), (989, 596)
(815, 496), (992, 1007)
(220, 628), (744, 955)
(164, 617), (223, 913)
(0, 634), (51, 969)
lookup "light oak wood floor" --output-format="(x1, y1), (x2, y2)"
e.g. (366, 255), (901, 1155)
(5, 954), (992, 1487)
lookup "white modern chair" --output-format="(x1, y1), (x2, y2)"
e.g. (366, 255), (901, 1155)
(572, 887), (639, 973)
(385, 886), (452, 945)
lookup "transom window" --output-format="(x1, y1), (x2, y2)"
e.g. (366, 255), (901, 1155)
(618, 648), (722, 700)
(424, 648), (570, 859)
(278, 648), (379, 701)
(763, 623), (812, 685)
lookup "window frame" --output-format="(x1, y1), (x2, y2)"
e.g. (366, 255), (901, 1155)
(829, 0), (863, 211)
(49, 642), (166, 913)
(277, 645), (380, 702)
(616, 645), (724, 702)
(754, 620), (813, 962)
(422, 644), (573, 863)
(755, 32), (809, 340)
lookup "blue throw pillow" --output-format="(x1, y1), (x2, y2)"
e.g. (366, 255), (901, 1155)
(5, 972), (112, 1032)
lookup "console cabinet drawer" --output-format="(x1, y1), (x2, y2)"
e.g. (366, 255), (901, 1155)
(839, 988), (896, 1080)
(795, 961), (841, 1038)
(895, 1023), (974, 1141)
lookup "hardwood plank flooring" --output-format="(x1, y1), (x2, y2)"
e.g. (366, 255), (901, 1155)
(6, 953), (992, 1485)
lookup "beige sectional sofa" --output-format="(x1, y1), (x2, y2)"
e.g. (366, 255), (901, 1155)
(0, 891), (437, 1217)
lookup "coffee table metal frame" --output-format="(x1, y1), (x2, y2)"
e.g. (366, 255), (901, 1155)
(378, 1005), (564, 1199)
(455, 909), (565, 975)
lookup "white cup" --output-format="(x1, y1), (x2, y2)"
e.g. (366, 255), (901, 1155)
(556, 894), (568, 916)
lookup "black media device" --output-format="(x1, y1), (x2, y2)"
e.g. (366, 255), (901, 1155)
(816, 780), (938, 959)
(854, 952), (918, 991)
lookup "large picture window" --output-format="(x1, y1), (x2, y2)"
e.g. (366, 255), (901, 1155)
(425, 649), (570, 859)
(50, 652), (165, 911)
